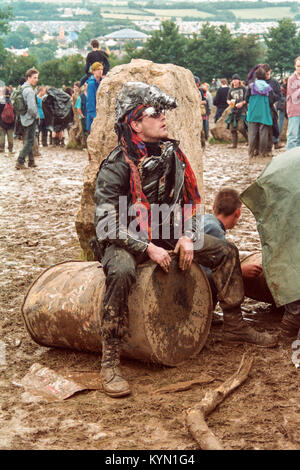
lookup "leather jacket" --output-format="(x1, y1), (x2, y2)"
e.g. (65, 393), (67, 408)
(94, 139), (200, 258)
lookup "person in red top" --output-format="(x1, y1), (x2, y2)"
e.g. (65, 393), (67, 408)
(0, 87), (15, 156)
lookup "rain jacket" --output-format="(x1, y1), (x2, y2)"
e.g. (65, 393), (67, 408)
(20, 82), (39, 127)
(246, 79), (274, 126)
(43, 87), (73, 133)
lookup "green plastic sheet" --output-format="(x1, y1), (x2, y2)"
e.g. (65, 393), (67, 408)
(240, 148), (300, 307)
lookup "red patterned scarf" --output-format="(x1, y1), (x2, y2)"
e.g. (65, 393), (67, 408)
(120, 105), (201, 241)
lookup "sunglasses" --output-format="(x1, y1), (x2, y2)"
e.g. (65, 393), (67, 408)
(137, 107), (166, 120)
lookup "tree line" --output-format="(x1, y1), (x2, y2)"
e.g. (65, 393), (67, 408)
(124, 19), (300, 81)
(1, 11), (300, 86)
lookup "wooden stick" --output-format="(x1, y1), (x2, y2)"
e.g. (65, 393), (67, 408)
(185, 354), (254, 450)
(152, 374), (214, 395)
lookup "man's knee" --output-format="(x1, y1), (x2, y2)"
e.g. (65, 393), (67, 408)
(222, 240), (239, 262)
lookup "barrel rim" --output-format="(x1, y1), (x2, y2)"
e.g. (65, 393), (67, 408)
(143, 260), (213, 366)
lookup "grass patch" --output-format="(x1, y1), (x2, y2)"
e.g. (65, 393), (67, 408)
(102, 13), (154, 20)
(145, 9), (214, 18)
(230, 7), (295, 20)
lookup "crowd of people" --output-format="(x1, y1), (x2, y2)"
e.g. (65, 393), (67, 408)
(1, 41), (300, 397)
(195, 59), (300, 158)
(1, 43), (300, 169)
(0, 39), (107, 169)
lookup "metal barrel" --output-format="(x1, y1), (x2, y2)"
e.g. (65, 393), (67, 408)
(241, 252), (274, 304)
(22, 258), (213, 366)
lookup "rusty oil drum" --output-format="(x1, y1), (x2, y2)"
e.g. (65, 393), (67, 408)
(241, 252), (274, 304)
(22, 258), (213, 366)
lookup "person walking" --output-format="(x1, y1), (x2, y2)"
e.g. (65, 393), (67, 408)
(15, 68), (39, 169)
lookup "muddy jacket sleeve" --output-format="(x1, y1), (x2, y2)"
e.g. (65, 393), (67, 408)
(94, 153), (150, 256)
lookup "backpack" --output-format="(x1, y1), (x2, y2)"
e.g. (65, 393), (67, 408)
(10, 87), (27, 115)
(1, 102), (15, 124)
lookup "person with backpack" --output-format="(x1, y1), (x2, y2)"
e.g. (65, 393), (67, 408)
(0, 87), (15, 156)
(15, 68), (39, 170)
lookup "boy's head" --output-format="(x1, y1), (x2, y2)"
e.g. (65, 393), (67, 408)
(213, 188), (242, 229)
(91, 62), (103, 80)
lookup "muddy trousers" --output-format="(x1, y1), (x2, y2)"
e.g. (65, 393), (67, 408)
(248, 122), (271, 157)
(100, 235), (244, 366)
(229, 120), (248, 147)
(18, 121), (37, 165)
(0, 127), (13, 152)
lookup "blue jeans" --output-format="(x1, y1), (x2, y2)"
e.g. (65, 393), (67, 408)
(287, 116), (300, 150)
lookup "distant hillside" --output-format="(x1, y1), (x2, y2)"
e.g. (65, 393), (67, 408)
(2, 0), (300, 22)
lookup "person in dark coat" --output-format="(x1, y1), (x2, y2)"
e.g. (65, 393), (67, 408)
(213, 78), (229, 122)
(263, 63), (284, 151)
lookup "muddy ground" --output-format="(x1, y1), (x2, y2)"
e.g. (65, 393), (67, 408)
(0, 137), (299, 451)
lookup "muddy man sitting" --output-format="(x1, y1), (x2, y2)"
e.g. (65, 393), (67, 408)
(94, 82), (277, 398)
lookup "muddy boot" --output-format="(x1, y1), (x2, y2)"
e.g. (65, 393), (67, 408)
(280, 312), (300, 338)
(52, 137), (59, 146)
(15, 161), (28, 170)
(222, 308), (278, 347)
(100, 343), (131, 398)
(28, 159), (37, 168)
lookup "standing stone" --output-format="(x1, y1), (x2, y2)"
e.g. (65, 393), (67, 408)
(76, 59), (204, 259)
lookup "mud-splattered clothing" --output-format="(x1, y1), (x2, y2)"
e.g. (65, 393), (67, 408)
(95, 143), (245, 367)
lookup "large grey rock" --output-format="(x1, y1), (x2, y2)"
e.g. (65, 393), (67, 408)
(75, 59), (204, 259)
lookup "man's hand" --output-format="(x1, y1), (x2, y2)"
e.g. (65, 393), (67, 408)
(174, 236), (194, 271)
(241, 263), (262, 278)
(146, 243), (171, 273)
(236, 101), (245, 109)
